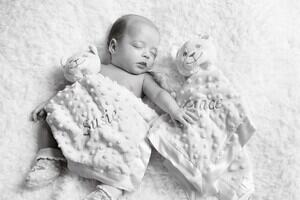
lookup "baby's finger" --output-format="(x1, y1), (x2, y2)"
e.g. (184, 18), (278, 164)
(177, 116), (190, 127)
(170, 115), (180, 127)
(32, 109), (41, 121)
(37, 110), (46, 121)
(185, 110), (199, 121)
(31, 111), (37, 121)
(174, 120), (182, 128)
(32, 109), (45, 121)
(183, 114), (195, 124)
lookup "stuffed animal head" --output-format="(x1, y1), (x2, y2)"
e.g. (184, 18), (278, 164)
(61, 45), (101, 82)
(175, 34), (216, 77)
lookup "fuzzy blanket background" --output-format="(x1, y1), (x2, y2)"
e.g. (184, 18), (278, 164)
(0, 0), (299, 200)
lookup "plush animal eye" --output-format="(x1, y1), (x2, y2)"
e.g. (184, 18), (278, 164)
(195, 44), (201, 48)
(183, 51), (188, 57)
(201, 35), (209, 39)
(150, 50), (157, 57)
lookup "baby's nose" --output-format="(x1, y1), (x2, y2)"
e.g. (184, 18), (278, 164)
(142, 52), (150, 59)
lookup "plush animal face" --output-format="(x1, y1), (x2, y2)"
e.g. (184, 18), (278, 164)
(175, 35), (216, 77)
(62, 45), (101, 82)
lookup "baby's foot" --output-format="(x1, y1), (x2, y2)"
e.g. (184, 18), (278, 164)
(83, 185), (112, 200)
(25, 158), (65, 188)
(83, 185), (123, 200)
(25, 148), (66, 188)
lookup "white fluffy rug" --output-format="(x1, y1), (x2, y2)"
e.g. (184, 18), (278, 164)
(0, 0), (299, 200)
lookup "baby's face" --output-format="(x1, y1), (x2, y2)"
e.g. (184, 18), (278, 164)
(111, 21), (160, 75)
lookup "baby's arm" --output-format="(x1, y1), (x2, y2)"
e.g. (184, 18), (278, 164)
(143, 73), (197, 127)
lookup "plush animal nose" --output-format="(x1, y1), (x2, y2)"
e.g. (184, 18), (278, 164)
(73, 58), (80, 64)
(189, 52), (195, 57)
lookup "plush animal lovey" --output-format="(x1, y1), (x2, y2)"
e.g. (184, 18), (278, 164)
(149, 35), (255, 199)
(175, 34), (217, 77)
(61, 45), (101, 82)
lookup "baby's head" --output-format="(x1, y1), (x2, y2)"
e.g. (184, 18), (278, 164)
(107, 14), (160, 75)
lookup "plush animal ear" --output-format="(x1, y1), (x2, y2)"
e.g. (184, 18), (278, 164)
(170, 44), (179, 59)
(60, 56), (68, 67)
(88, 45), (98, 55)
(196, 33), (210, 40)
(201, 34), (209, 40)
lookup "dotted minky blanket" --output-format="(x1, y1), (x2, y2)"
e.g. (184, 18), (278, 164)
(45, 74), (158, 191)
(148, 66), (255, 199)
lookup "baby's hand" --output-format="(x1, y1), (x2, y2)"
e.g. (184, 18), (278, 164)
(170, 108), (198, 128)
(31, 101), (47, 122)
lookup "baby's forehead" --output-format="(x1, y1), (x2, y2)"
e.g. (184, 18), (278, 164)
(125, 18), (159, 37)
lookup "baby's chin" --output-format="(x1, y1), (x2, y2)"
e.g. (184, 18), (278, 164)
(124, 67), (149, 75)
(129, 65), (153, 75)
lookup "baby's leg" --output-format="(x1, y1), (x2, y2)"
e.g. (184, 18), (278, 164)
(25, 123), (65, 188)
(101, 184), (123, 199)
(84, 184), (123, 200)
(39, 122), (58, 148)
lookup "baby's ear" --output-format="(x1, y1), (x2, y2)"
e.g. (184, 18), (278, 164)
(88, 45), (98, 55)
(108, 39), (117, 54)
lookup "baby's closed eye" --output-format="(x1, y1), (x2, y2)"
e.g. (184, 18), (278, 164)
(132, 41), (145, 48)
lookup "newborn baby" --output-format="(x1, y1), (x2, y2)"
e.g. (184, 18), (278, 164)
(26, 14), (197, 200)
(148, 35), (256, 200)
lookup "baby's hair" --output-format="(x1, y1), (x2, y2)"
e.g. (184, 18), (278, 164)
(107, 14), (158, 48)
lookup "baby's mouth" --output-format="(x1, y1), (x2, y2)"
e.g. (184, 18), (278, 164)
(136, 62), (147, 68)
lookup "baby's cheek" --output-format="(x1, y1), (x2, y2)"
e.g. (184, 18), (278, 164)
(148, 60), (155, 69)
(151, 56), (157, 64)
